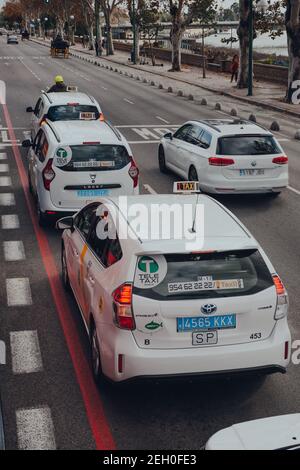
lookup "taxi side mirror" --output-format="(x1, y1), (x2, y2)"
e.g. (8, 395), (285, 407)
(26, 106), (34, 113)
(22, 139), (32, 148)
(164, 132), (173, 140)
(56, 217), (74, 231)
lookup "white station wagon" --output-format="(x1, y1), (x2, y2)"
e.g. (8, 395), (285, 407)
(57, 187), (291, 382)
(159, 119), (288, 196)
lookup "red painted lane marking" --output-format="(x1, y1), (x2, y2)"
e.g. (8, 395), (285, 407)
(2, 103), (115, 450)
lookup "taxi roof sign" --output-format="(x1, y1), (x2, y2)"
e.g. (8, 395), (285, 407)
(79, 112), (96, 120)
(67, 86), (79, 92)
(173, 181), (200, 194)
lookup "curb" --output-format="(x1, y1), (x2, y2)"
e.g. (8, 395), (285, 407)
(32, 38), (300, 120)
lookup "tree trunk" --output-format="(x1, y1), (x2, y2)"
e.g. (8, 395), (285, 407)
(88, 25), (94, 49)
(133, 24), (140, 63)
(285, 0), (300, 103)
(170, 24), (182, 72)
(95, 0), (103, 56)
(237, 0), (250, 89)
(105, 12), (114, 55)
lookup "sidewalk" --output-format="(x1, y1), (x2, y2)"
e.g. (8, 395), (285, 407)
(34, 38), (300, 119)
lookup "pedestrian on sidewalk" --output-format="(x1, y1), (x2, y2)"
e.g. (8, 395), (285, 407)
(95, 39), (99, 57)
(230, 54), (239, 83)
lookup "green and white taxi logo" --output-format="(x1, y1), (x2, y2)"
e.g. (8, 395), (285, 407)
(54, 146), (72, 167)
(138, 256), (159, 274)
(135, 255), (167, 289)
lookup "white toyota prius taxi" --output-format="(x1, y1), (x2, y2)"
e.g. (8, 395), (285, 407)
(57, 182), (291, 382)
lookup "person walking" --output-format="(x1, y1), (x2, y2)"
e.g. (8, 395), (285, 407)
(230, 54), (239, 83)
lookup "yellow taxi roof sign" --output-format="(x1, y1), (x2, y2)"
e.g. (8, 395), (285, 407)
(173, 181), (200, 194)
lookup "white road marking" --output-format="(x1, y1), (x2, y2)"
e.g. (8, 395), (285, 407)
(101, 86), (108, 90)
(277, 139), (290, 142)
(124, 98), (135, 105)
(143, 184), (157, 194)
(0, 193), (15, 206)
(288, 185), (300, 196)
(128, 140), (160, 144)
(16, 406), (56, 450)
(0, 176), (12, 186)
(0, 163), (9, 172)
(0, 153), (7, 160)
(4, 241), (25, 261)
(1, 214), (20, 229)
(156, 116), (170, 124)
(10, 331), (43, 374)
(6, 278), (32, 306)
(0, 340), (5, 365)
(19, 58), (41, 81)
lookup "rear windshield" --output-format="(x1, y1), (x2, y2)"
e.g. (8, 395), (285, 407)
(57, 145), (130, 172)
(47, 105), (99, 121)
(133, 250), (273, 300)
(217, 135), (281, 156)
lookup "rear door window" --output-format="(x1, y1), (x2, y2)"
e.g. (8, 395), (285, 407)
(133, 250), (273, 300)
(55, 145), (131, 172)
(47, 105), (99, 121)
(217, 135), (281, 155)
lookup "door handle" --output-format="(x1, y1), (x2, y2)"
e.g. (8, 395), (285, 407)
(72, 248), (79, 257)
(88, 275), (95, 286)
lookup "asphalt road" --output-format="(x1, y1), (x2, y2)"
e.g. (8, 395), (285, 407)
(0, 37), (300, 450)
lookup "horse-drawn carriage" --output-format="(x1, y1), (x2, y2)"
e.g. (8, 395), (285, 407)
(51, 36), (70, 59)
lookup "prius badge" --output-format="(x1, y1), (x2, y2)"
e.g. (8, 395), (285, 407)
(201, 304), (217, 315)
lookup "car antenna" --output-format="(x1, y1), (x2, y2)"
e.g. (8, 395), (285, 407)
(173, 181), (201, 233)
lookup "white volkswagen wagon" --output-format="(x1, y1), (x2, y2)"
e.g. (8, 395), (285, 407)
(22, 120), (139, 225)
(159, 119), (288, 196)
(58, 191), (291, 383)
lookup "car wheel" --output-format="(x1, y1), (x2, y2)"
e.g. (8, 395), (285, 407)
(90, 321), (104, 384)
(37, 202), (47, 227)
(189, 166), (198, 182)
(61, 245), (71, 291)
(158, 146), (168, 174)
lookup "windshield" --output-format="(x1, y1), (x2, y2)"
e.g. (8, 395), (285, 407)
(133, 250), (273, 300)
(56, 144), (130, 172)
(47, 105), (99, 121)
(217, 135), (281, 156)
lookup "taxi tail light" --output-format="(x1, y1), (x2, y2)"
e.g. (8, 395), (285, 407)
(273, 274), (288, 320)
(128, 157), (139, 188)
(39, 115), (47, 126)
(42, 159), (55, 191)
(209, 157), (235, 166)
(112, 283), (135, 330)
(272, 156), (288, 165)
(99, 113), (105, 121)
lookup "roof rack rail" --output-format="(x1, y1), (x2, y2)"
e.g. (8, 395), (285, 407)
(87, 94), (96, 104)
(41, 91), (53, 104)
(193, 120), (222, 133)
(44, 119), (61, 143)
(105, 120), (122, 141)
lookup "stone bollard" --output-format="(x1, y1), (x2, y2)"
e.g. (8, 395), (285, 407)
(270, 121), (280, 131)
(177, 90), (183, 97)
(230, 108), (238, 116)
(201, 98), (207, 105)
(167, 86), (173, 93)
(295, 130), (300, 140)
(248, 114), (257, 122)
(215, 103), (222, 110)
(188, 94), (194, 101)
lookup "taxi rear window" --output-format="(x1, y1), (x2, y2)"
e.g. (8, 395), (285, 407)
(216, 135), (281, 156)
(133, 250), (273, 300)
(47, 105), (99, 121)
(59, 145), (130, 172)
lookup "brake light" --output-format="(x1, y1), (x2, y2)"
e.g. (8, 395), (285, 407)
(83, 141), (100, 145)
(39, 115), (47, 126)
(128, 157), (139, 188)
(112, 283), (135, 330)
(67, 102), (79, 106)
(42, 159), (55, 191)
(209, 157), (235, 166)
(273, 274), (288, 320)
(272, 156), (288, 165)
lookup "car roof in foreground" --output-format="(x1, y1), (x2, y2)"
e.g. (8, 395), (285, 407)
(45, 120), (123, 146)
(102, 194), (255, 254)
(206, 414), (300, 450)
(45, 92), (98, 106)
(190, 119), (272, 137)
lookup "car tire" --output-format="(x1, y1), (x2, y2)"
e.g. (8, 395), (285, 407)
(267, 191), (281, 198)
(158, 146), (168, 174)
(90, 321), (104, 384)
(37, 202), (47, 227)
(61, 245), (71, 292)
(189, 166), (198, 182)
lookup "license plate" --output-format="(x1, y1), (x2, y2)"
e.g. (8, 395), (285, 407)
(177, 314), (236, 332)
(77, 189), (109, 197)
(239, 169), (265, 176)
(192, 330), (218, 346)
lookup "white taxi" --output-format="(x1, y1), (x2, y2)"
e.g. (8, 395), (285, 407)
(159, 119), (288, 196)
(26, 91), (103, 138)
(22, 119), (139, 225)
(57, 182), (291, 382)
